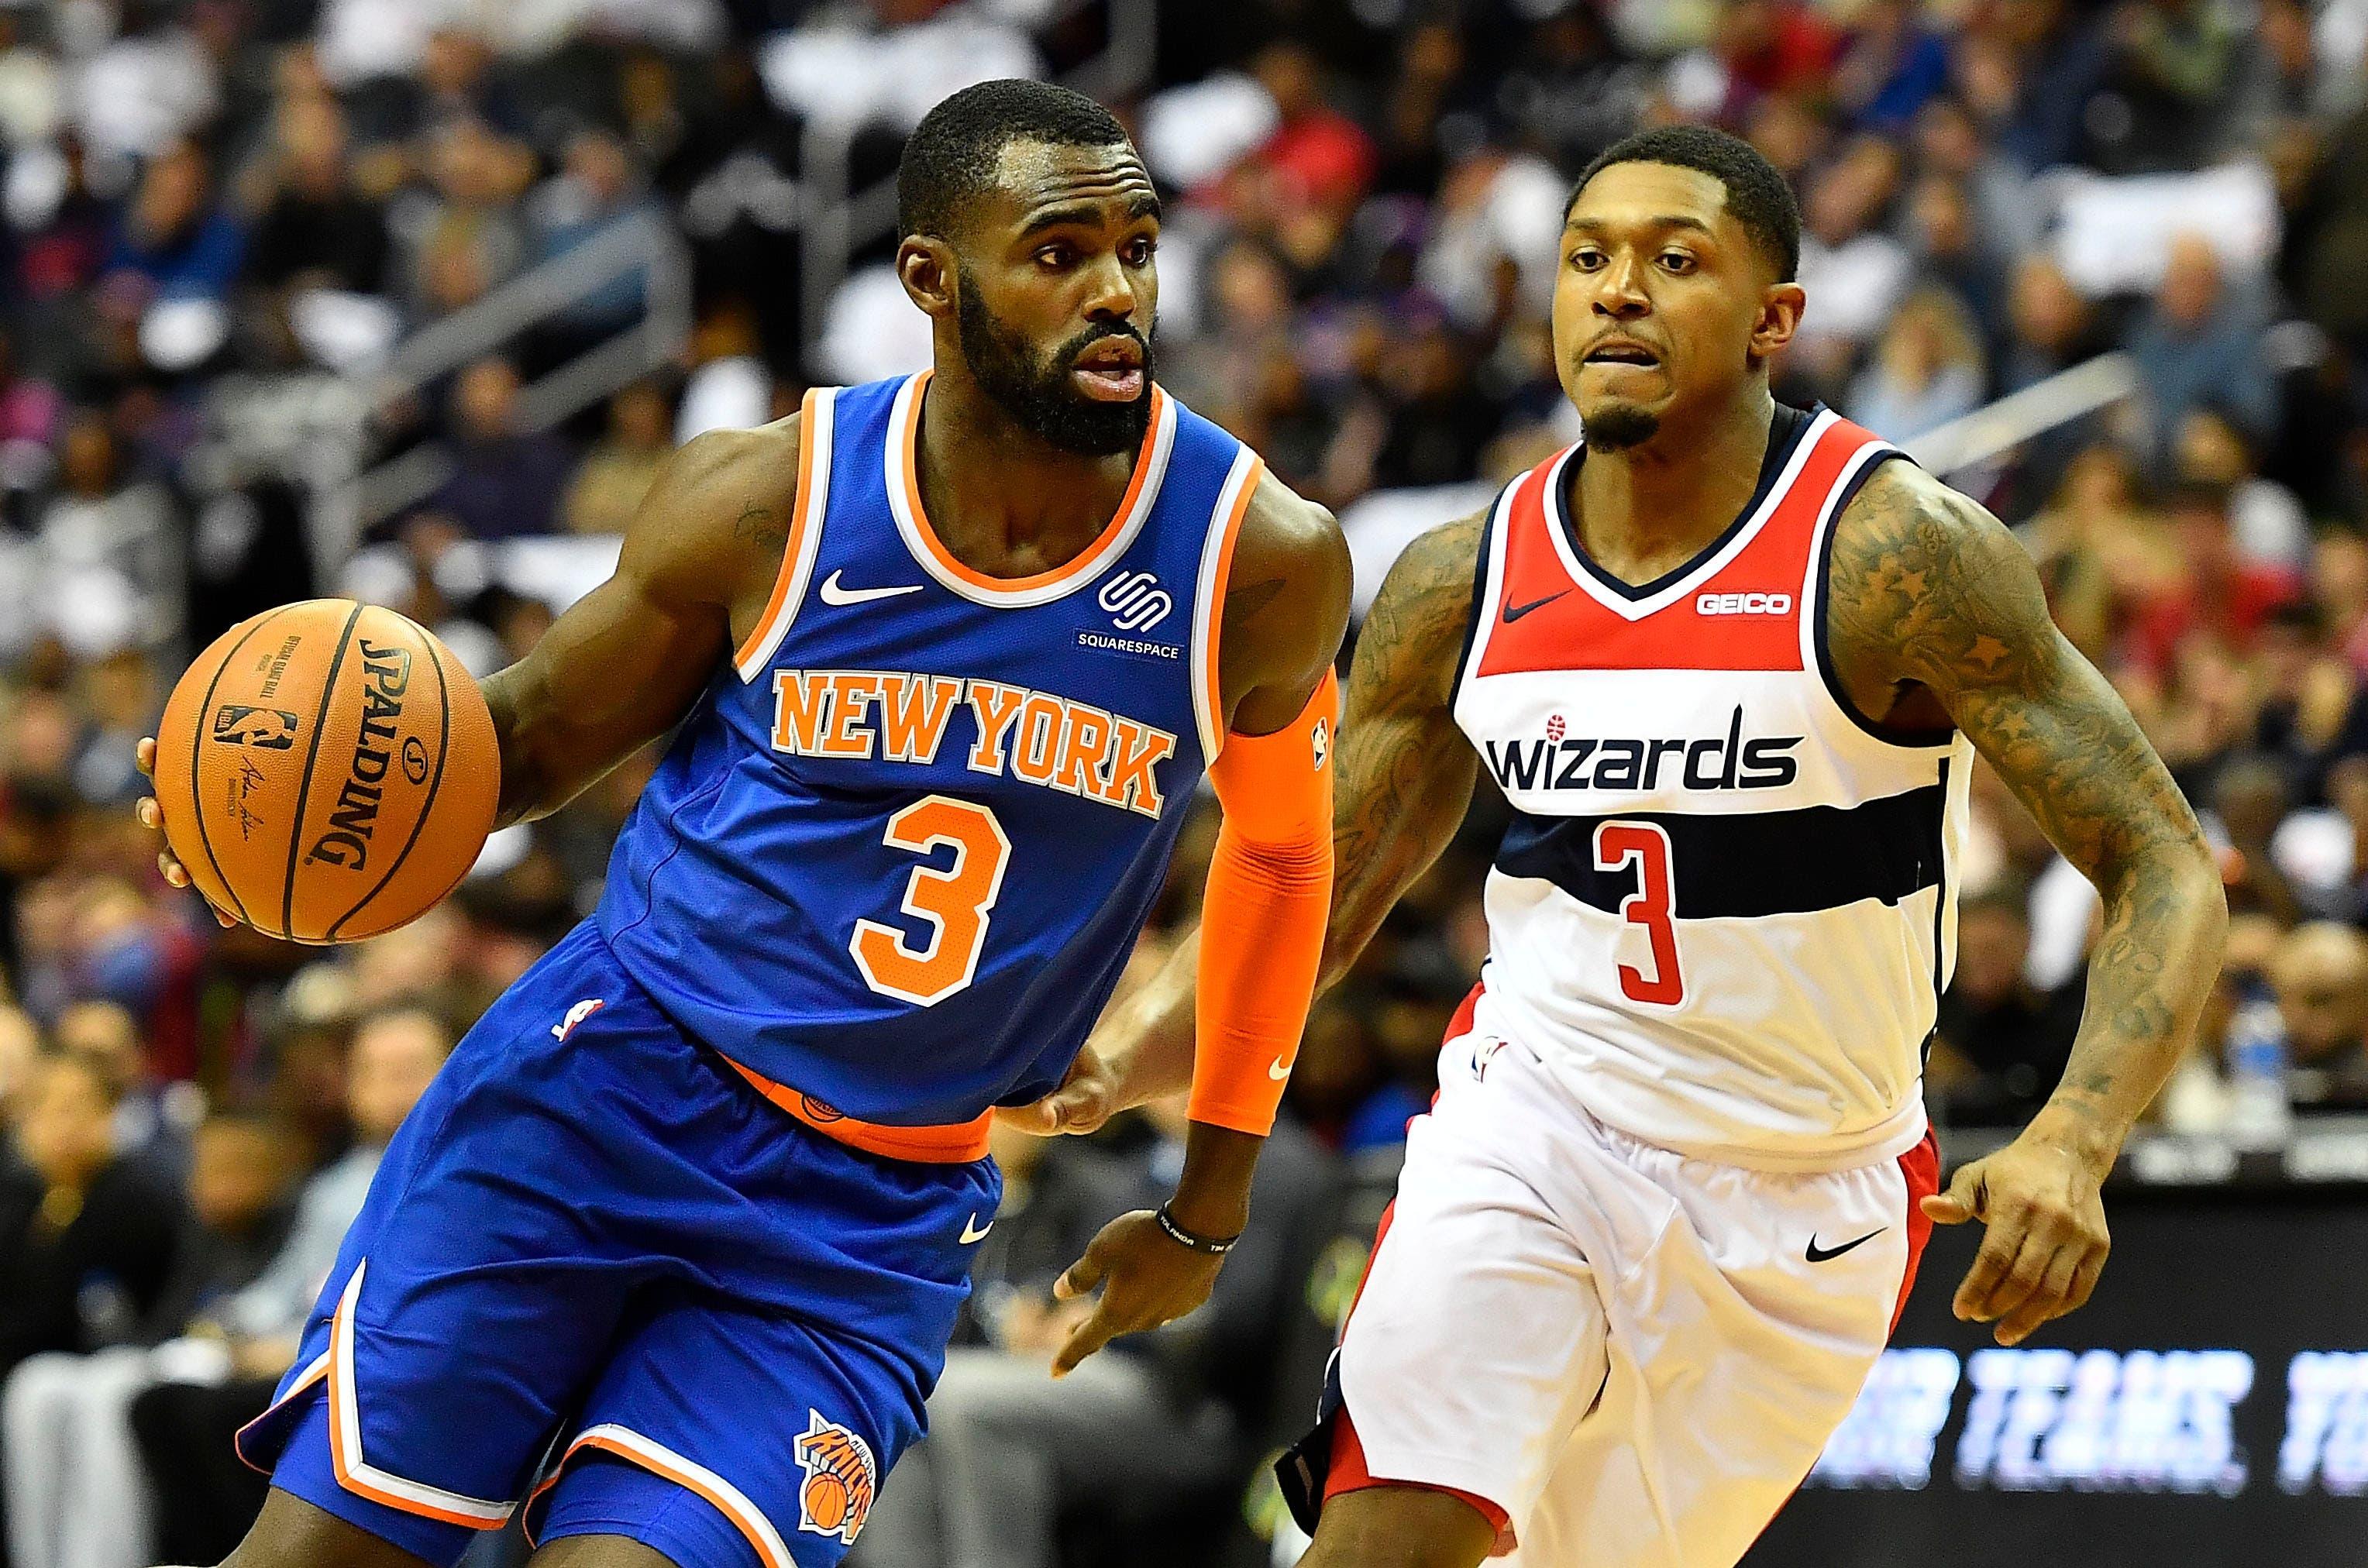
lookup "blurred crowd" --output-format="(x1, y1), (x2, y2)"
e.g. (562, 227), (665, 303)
(2, 0), (2367, 1564)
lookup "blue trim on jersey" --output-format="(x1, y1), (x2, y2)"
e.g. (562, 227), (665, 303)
(597, 377), (1248, 1126)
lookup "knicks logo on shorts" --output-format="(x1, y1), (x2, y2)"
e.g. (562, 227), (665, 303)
(793, 1410), (877, 1544)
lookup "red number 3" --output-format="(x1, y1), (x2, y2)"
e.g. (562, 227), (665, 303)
(1592, 822), (1684, 1006)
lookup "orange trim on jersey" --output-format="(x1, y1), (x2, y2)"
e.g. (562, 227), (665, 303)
(731, 387), (825, 672)
(897, 368), (1168, 594)
(724, 1054), (993, 1163)
(1198, 453), (1265, 758)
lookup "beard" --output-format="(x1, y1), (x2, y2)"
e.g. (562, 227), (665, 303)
(955, 273), (1153, 457)
(1582, 400), (1661, 452)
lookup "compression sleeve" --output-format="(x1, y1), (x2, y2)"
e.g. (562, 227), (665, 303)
(1189, 668), (1338, 1135)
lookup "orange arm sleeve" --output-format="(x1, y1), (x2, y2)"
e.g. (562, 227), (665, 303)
(1189, 668), (1338, 1135)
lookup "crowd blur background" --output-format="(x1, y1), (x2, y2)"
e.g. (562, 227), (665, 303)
(0, 0), (2364, 1565)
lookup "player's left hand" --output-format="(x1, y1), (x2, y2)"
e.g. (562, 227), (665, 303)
(1922, 1127), (2111, 1347)
(1047, 1210), (1224, 1378)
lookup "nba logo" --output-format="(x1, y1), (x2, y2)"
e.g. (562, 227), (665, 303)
(793, 1410), (877, 1544)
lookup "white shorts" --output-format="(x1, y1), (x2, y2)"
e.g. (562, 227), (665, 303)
(1325, 1019), (1938, 1567)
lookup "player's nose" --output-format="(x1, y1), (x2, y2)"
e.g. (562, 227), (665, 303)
(1080, 252), (1141, 322)
(1591, 255), (1650, 317)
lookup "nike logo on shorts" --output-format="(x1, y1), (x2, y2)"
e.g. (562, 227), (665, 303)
(819, 570), (924, 607)
(1268, 1057), (1292, 1080)
(960, 1214), (994, 1243)
(1805, 1227), (1885, 1263)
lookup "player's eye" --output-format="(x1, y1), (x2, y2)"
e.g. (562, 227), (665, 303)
(1659, 251), (1695, 273)
(1569, 247), (1604, 270)
(1121, 236), (1156, 266)
(1035, 244), (1074, 269)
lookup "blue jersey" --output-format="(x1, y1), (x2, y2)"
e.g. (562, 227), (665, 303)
(597, 371), (1257, 1127)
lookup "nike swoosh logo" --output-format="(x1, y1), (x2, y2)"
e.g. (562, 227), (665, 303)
(960, 1214), (993, 1244)
(1502, 590), (1569, 624)
(819, 570), (924, 607)
(1805, 1227), (1887, 1264)
(1268, 1057), (1292, 1081)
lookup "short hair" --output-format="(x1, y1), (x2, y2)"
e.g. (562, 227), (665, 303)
(898, 79), (1131, 239)
(1570, 125), (1802, 283)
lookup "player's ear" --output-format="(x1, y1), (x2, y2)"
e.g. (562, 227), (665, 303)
(1750, 280), (1805, 362)
(897, 236), (957, 322)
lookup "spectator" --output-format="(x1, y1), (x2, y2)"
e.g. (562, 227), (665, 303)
(1833, 0), (1953, 132)
(0, 1051), (182, 1376)
(1848, 286), (1985, 443)
(418, 357), (576, 542)
(18, 414), (181, 658)
(2126, 478), (2304, 674)
(2272, 921), (2368, 1109)
(852, 1102), (1336, 1568)
(0, 1006), (39, 1133)
(526, 128), (662, 355)
(69, 2), (219, 163)
(3, 1111), (295, 1568)
(2126, 232), (2279, 461)
(1788, 135), (1911, 387)
(562, 382), (676, 536)
(1931, 887), (2083, 1126)
(102, 139), (245, 311)
(132, 1003), (452, 1568)
(2172, 407), (2311, 574)
(242, 94), (391, 299)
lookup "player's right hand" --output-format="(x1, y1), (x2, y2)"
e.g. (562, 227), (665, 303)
(136, 736), (236, 929)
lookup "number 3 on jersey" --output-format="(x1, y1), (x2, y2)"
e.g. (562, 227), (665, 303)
(1593, 821), (1684, 1006)
(851, 796), (1012, 1006)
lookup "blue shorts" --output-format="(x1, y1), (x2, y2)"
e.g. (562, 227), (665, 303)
(236, 923), (999, 1568)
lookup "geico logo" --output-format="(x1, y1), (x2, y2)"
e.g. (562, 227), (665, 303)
(1954, 1347), (2254, 1495)
(1695, 591), (1792, 615)
(1098, 570), (1173, 633)
(2281, 1351), (2368, 1495)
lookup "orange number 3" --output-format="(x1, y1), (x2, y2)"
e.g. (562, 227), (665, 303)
(1592, 821), (1684, 1006)
(851, 796), (1013, 1006)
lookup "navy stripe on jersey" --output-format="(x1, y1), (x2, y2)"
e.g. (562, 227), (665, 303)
(1494, 782), (1947, 919)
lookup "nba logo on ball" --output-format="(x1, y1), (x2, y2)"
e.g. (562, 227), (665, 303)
(793, 1410), (876, 1544)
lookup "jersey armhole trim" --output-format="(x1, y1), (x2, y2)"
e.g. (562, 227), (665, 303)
(732, 386), (837, 682)
(1449, 480), (1516, 708)
(1805, 446), (1961, 750)
(1191, 446), (1268, 763)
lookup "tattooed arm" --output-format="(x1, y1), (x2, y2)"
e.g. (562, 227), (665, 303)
(1828, 461), (2229, 1346)
(1012, 509), (1485, 1132)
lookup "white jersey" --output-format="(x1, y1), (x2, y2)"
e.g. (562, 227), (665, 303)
(1453, 404), (1973, 1171)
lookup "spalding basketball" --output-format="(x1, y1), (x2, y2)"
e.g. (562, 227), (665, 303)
(153, 600), (500, 944)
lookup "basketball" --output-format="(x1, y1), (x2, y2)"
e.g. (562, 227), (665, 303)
(151, 600), (500, 944)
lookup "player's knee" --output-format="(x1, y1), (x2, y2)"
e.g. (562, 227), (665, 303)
(1301, 1485), (1498, 1568)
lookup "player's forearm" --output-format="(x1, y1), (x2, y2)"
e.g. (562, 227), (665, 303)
(2032, 847), (2228, 1164)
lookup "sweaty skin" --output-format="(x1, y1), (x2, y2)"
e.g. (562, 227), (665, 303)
(138, 136), (1351, 1381)
(1038, 156), (2226, 1387)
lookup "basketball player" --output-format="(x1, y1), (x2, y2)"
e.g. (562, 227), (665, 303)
(134, 81), (1349, 1568)
(1024, 126), (2229, 1566)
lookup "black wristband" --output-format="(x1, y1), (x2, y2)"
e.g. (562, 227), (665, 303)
(1154, 1202), (1240, 1257)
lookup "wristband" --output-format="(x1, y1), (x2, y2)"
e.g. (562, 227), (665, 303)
(1154, 1202), (1240, 1257)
